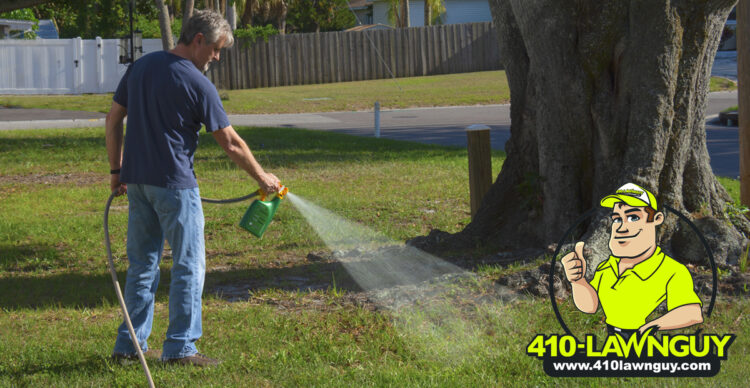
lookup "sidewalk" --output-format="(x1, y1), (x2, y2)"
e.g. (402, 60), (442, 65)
(0, 50), (740, 175)
(0, 106), (105, 129)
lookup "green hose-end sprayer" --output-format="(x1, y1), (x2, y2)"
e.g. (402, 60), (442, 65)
(239, 185), (288, 238)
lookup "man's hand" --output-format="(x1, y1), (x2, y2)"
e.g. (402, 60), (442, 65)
(110, 173), (127, 196)
(638, 324), (658, 336)
(637, 304), (703, 334)
(258, 172), (281, 195)
(561, 241), (587, 283)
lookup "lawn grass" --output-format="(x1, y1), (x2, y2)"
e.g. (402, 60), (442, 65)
(1, 126), (748, 386)
(709, 76), (738, 92)
(0, 73), (735, 115)
(0, 71), (510, 114)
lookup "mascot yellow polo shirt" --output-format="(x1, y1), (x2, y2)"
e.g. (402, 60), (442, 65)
(591, 247), (702, 330)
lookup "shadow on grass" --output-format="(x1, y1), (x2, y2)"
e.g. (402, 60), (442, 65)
(1, 126), (504, 178)
(0, 250), (474, 309)
(3, 355), (114, 383)
(195, 127), (483, 170)
(0, 260), (364, 310)
(0, 243), (66, 272)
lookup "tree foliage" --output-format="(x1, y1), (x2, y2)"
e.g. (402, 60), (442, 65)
(28, 0), (188, 39)
(239, 0), (286, 29)
(423, 0), (444, 26)
(285, 0), (354, 33)
(0, 7), (38, 38)
(233, 23), (277, 45)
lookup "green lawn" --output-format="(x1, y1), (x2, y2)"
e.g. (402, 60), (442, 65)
(0, 73), (736, 115)
(0, 71), (510, 114)
(0, 126), (748, 386)
(710, 76), (737, 93)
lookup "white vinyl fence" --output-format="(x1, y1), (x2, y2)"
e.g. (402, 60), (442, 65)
(0, 38), (163, 95)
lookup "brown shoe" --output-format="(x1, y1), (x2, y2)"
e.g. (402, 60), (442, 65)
(111, 349), (162, 365)
(164, 352), (221, 367)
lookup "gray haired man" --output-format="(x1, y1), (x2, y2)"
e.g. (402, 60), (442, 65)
(106, 10), (279, 366)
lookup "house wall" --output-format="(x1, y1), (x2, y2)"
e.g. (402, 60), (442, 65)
(353, 8), (373, 24)
(372, 0), (491, 27)
(445, 0), (492, 25)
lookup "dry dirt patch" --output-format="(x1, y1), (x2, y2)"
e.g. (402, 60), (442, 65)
(0, 172), (104, 186)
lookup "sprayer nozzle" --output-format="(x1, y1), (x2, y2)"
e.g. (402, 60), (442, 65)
(278, 186), (289, 199)
(259, 185), (288, 201)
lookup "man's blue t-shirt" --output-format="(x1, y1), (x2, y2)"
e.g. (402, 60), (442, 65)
(114, 51), (230, 189)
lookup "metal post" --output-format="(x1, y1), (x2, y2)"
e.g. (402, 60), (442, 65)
(374, 101), (381, 138)
(466, 124), (492, 218)
(740, 1), (750, 205)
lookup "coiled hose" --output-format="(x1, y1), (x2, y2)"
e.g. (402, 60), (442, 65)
(103, 189), (260, 387)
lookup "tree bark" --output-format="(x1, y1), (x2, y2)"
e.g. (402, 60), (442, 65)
(182, 0), (194, 37)
(227, 1), (237, 30)
(278, 0), (287, 35)
(739, 0), (750, 205)
(424, 0), (432, 26)
(417, 0), (746, 268)
(155, 0), (174, 50)
(241, 0), (256, 27)
(401, 0), (410, 28)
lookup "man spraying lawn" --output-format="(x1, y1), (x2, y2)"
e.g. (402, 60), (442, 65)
(105, 9), (280, 366)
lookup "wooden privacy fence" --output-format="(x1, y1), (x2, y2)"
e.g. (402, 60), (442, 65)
(206, 22), (501, 90)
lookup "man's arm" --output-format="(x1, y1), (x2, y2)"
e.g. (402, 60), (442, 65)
(639, 304), (703, 334)
(105, 101), (127, 195)
(212, 125), (280, 193)
(561, 242), (599, 313)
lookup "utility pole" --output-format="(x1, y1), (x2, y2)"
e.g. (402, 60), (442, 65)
(739, 1), (750, 205)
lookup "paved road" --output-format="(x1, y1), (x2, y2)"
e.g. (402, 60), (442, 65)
(231, 92), (741, 178)
(0, 53), (741, 177)
(1, 97), (739, 178)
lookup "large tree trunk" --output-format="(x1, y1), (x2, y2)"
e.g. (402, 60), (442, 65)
(155, 0), (174, 50)
(418, 0), (747, 268)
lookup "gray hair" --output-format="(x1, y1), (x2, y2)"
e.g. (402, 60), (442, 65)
(178, 9), (234, 48)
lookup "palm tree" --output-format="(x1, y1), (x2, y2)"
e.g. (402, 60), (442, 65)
(239, 0), (287, 33)
(423, 0), (444, 26)
(155, 0), (174, 49)
(387, 0), (409, 27)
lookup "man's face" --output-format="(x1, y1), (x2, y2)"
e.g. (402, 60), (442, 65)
(608, 203), (662, 259)
(192, 33), (226, 72)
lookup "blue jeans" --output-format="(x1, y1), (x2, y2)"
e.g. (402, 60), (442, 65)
(113, 184), (205, 360)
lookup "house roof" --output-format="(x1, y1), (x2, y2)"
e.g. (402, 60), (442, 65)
(0, 19), (35, 30)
